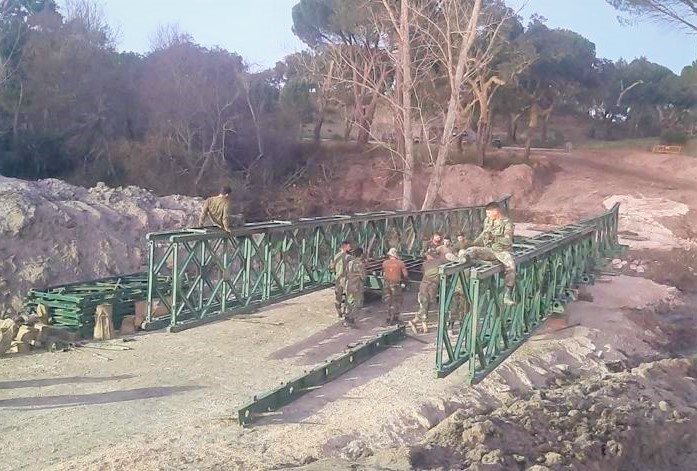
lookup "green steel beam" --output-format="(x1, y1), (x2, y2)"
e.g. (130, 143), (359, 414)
(237, 325), (406, 426)
(434, 203), (626, 383)
(144, 197), (511, 331)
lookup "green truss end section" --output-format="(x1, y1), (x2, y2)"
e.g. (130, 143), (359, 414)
(237, 325), (406, 426)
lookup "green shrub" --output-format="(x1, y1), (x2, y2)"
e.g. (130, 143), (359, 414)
(660, 129), (689, 145)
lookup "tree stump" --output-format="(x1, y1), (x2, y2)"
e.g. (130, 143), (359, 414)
(37, 304), (50, 324)
(120, 315), (136, 335)
(93, 304), (114, 341)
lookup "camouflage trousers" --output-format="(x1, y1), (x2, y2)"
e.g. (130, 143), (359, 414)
(334, 280), (346, 317)
(345, 289), (364, 323)
(382, 282), (403, 322)
(464, 247), (516, 287)
(449, 290), (468, 326)
(415, 280), (438, 322)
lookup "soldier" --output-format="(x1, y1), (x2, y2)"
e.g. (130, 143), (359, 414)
(199, 185), (244, 233)
(344, 247), (367, 328)
(445, 249), (469, 334)
(409, 249), (440, 334)
(382, 248), (409, 325)
(436, 235), (454, 259)
(454, 232), (471, 252)
(329, 240), (352, 317)
(422, 232), (443, 256)
(464, 201), (517, 305)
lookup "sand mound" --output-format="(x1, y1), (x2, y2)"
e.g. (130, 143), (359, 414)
(603, 195), (692, 250)
(0, 176), (201, 316)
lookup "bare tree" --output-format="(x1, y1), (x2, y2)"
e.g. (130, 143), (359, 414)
(608, 0), (697, 32)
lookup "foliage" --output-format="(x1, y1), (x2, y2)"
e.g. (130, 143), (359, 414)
(661, 128), (689, 145)
(607, 0), (697, 33)
(0, 1), (310, 203)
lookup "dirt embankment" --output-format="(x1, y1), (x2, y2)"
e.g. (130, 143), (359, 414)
(0, 176), (201, 316)
(332, 150), (558, 212)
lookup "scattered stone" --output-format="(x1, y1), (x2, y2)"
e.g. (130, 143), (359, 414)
(544, 452), (564, 466)
(1, 318), (17, 353)
(658, 401), (669, 412)
(14, 325), (39, 343)
(481, 449), (504, 464)
(9, 340), (30, 354)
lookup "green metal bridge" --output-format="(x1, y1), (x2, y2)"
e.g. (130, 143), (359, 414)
(27, 196), (623, 402)
(142, 196), (510, 331)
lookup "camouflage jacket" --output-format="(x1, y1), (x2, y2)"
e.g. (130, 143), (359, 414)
(199, 196), (240, 232)
(473, 216), (514, 252)
(330, 251), (350, 282)
(345, 257), (367, 293)
(421, 258), (441, 284)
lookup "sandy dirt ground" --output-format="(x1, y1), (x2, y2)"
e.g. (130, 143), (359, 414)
(1, 148), (697, 470)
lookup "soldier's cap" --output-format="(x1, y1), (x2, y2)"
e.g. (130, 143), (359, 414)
(387, 248), (399, 257)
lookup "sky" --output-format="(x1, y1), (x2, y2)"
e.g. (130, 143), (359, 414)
(79, 0), (694, 73)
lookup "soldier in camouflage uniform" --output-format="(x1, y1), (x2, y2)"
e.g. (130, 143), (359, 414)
(382, 248), (409, 325)
(199, 185), (244, 233)
(409, 249), (440, 334)
(344, 248), (367, 327)
(445, 249), (469, 333)
(436, 235), (454, 259)
(464, 201), (517, 305)
(421, 232), (442, 256)
(329, 240), (352, 317)
(454, 232), (471, 252)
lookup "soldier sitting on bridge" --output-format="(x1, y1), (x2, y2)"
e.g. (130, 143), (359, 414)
(462, 201), (517, 306)
(198, 185), (244, 233)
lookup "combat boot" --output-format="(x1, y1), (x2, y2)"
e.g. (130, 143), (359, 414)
(503, 287), (516, 306)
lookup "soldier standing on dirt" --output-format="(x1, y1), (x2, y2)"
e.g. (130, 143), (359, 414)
(198, 185), (244, 233)
(409, 249), (441, 334)
(445, 249), (470, 334)
(329, 240), (352, 318)
(382, 248), (409, 326)
(463, 201), (517, 306)
(344, 248), (367, 328)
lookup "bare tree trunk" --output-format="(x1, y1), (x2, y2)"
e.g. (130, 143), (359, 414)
(12, 80), (23, 140)
(541, 115), (549, 142)
(509, 113), (521, 143)
(343, 103), (353, 140)
(421, 0), (483, 210)
(313, 107), (325, 141)
(541, 105), (553, 142)
(524, 104), (540, 161)
(400, 0), (414, 210)
(476, 120), (488, 166)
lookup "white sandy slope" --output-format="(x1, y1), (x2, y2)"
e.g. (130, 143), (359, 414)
(0, 176), (201, 316)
